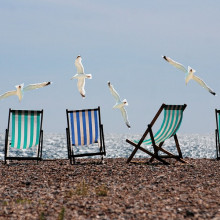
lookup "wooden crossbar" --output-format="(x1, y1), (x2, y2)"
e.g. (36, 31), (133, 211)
(126, 104), (187, 164)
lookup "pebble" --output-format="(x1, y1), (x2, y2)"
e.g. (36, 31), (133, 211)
(0, 158), (220, 219)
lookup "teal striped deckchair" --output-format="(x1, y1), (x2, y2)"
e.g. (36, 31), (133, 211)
(66, 106), (106, 165)
(126, 104), (187, 164)
(215, 109), (220, 160)
(5, 109), (43, 164)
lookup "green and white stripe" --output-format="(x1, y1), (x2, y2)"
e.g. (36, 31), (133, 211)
(135, 106), (184, 145)
(11, 111), (41, 149)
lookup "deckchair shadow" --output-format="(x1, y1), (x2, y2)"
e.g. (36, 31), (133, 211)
(215, 109), (220, 160)
(5, 109), (44, 164)
(66, 106), (106, 165)
(126, 104), (187, 165)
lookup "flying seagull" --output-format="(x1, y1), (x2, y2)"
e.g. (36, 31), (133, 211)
(163, 55), (216, 96)
(71, 55), (92, 98)
(108, 81), (131, 128)
(0, 81), (51, 102)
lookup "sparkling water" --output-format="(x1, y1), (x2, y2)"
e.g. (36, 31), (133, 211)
(0, 133), (217, 160)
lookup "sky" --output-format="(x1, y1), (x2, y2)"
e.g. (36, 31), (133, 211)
(0, 0), (220, 134)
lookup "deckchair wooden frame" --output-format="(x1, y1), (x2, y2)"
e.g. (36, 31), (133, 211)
(4, 109), (44, 164)
(215, 109), (220, 160)
(126, 104), (187, 165)
(66, 106), (106, 165)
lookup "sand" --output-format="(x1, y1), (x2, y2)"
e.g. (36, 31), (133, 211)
(0, 158), (220, 219)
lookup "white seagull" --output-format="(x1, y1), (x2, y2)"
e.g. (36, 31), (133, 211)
(108, 81), (131, 128)
(0, 81), (51, 102)
(163, 55), (216, 96)
(71, 55), (92, 98)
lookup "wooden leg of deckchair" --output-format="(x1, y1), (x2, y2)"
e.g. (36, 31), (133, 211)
(71, 157), (76, 165)
(150, 147), (159, 163)
(216, 130), (218, 159)
(154, 145), (186, 163)
(126, 140), (140, 163)
(148, 125), (164, 164)
(70, 157), (74, 165)
(126, 139), (169, 165)
(149, 135), (186, 163)
(101, 155), (104, 164)
(174, 134), (183, 158)
(149, 156), (154, 163)
(149, 142), (164, 163)
(138, 145), (169, 165)
(6, 141), (10, 165)
(215, 129), (220, 159)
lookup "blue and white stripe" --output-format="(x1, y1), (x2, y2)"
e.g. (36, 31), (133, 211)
(69, 109), (99, 146)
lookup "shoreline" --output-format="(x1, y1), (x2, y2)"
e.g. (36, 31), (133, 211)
(0, 158), (220, 219)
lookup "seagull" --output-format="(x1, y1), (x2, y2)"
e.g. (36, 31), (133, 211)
(0, 81), (51, 102)
(163, 55), (216, 96)
(108, 81), (130, 128)
(71, 55), (92, 98)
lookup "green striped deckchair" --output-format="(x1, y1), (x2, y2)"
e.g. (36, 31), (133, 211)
(126, 104), (187, 164)
(5, 109), (44, 164)
(215, 109), (220, 160)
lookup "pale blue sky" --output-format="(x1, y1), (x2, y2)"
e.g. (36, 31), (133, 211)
(0, 0), (220, 134)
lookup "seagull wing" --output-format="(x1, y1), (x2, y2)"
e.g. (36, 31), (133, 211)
(192, 75), (216, 96)
(0, 90), (17, 100)
(120, 107), (131, 128)
(108, 82), (120, 102)
(77, 78), (86, 97)
(75, 56), (84, 74)
(163, 56), (187, 73)
(23, 82), (51, 91)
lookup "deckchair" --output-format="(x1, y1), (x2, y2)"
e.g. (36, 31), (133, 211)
(126, 104), (187, 165)
(5, 109), (43, 164)
(66, 106), (106, 164)
(215, 109), (220, 160)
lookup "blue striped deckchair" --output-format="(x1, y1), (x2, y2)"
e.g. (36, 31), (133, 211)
(126, 104), (187, 164)
(215, 109), (220, 160)
(4, 109), (43, 164)
(66, 106), (106, 164)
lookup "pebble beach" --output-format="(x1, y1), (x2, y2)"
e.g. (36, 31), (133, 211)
(1, 158), (220, 219)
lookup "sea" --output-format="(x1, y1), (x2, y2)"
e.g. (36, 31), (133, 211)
(0, 133), (217, 160)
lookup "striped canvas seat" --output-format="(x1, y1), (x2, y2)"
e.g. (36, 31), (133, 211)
(136, 105), (184, 145)
(126, 104), (187, 165)
(215, 109), (220, 159)
(4, 109), (44, 164)
(69, 109), (99, 146)
(66, 107), (106, 165)
(11, 110), (41, 149)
